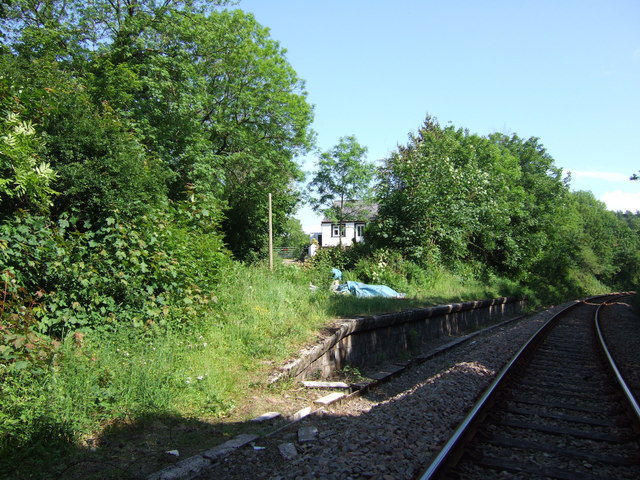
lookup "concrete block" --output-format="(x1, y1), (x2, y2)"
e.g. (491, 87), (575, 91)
(250, 411), (281, 422)
(314, 392), (345, 406)
(301, 381), (350, 389)
(289, 406), (312, 421)
(201, 433), (259, 461)
(146, 455), (210, 480)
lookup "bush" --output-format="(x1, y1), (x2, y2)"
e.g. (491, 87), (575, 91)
(0, 204), (230, 336)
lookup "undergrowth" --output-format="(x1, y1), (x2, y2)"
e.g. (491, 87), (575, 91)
(1, 233), (533, 478)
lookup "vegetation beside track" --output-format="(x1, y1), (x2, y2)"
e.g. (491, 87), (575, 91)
(1, 1), (639, 478)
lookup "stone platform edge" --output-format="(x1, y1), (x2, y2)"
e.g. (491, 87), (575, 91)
(269, 296), (522, 383)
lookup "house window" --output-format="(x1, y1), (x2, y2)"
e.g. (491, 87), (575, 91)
(332, 224), (345, 237)
(356, 223), (365, 237)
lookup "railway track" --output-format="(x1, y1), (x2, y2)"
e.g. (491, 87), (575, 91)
(418, 294), (640, 479)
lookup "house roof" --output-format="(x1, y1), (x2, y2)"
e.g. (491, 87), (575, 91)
(321, 201), (378, 223)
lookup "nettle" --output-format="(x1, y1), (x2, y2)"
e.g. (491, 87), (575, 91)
(0, 271), (59, 375)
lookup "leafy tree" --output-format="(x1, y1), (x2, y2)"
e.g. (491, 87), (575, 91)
(371, 116), (573, 287)
(488, 132), (569, 280)
(89, 8), (314, 259)
(308, 135), (375, 245)
(1, 53), (170, 220)
(275, 216), (309, 260)
(371, 118), (496, 267)
(2, 3), (315, 260)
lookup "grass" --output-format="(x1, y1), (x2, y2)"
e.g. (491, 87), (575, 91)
(1, 260), (529, 479)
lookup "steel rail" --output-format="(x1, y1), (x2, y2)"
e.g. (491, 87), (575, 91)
(415, 295), (616, 480)
(595, 297), (640, 424)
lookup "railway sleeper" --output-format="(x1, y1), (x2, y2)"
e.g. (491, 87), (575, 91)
(457, 453), (609, 480)
(527, 360), (605, 375)
(523, 374), (613, 390)
(513, 382), (619, 403)
(537, 347), (593, 356)
(508, 394), (623, 416)
(501, 405), (621, 428)
(494, 417), (632, 443)
(486, 434), (640, 467)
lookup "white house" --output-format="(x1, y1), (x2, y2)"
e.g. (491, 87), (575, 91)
(319, 202), (377, 248)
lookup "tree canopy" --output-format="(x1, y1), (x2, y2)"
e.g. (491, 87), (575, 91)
(308, 135), (375, 237)
(1, 1), (314, 259)
(369, 115), (638, 298)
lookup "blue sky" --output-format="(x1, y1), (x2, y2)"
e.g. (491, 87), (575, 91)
(235, 0), (640, 232)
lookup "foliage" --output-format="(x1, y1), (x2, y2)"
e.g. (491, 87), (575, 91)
(372, 117), (513, 269)
(308, 135), (375, 245)
(0, 82), (58, 216)
(370, 115), (640, 301)
(275, 216), (310, 260)
(1, 2), (314, 261)
(0, 204), (229, 336)
(87, 8), (314, 260)
(0, 271), (59, 374)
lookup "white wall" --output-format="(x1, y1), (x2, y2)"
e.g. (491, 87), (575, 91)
(320, 222), (366, 247)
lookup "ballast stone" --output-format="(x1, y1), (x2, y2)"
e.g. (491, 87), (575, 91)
(298, 426), (318, 443)
(278, 442), (298, 460)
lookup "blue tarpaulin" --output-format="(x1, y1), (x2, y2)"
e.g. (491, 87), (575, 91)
(337, 281), (405, 298)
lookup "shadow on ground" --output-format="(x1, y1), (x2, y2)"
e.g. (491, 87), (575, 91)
(2, 411), (276, 480)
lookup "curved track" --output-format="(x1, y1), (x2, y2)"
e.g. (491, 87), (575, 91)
(418, 295), (640, 480)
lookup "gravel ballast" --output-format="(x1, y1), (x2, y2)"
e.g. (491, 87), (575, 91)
(192, 305), (573, 480)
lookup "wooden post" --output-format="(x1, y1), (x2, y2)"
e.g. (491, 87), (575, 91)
(268, 193), (273, 270)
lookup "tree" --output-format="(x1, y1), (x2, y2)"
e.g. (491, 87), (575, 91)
(87, 9), (315, 260)
(371, 118), (496, 267)
(308, 136), (375, 245)
(0, 53), (170, 220)
(1, 3), (315, 260)
(275, 216), (309, 260)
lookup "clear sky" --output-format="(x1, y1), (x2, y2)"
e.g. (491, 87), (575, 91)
(234, 0), (640, 232)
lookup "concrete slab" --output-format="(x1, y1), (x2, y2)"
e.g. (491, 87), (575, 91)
(146, 455), (210, 480)
(369, 365), (404, 380)
(289, 406), (312, 421)
(250, 411), (281, 422)
(301, 381), (350, 389)
(314, 392), (346, 405)
(201, 433), (259, 461)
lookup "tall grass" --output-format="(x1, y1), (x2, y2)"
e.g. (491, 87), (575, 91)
(1, 259), (526, 478)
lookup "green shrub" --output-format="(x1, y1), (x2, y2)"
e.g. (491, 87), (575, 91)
(0, 204), (230, 336)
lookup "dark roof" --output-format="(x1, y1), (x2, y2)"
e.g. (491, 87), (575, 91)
(321, 201), (378, 223)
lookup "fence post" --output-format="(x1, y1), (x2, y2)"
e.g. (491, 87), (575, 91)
(268, 193), (273, 270)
